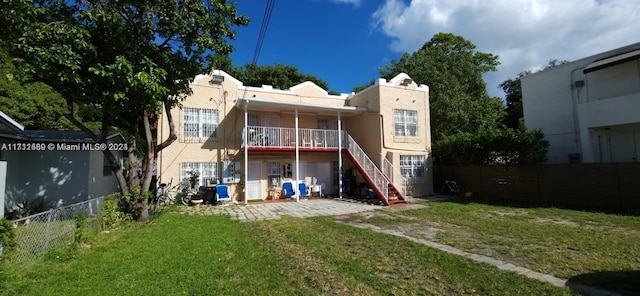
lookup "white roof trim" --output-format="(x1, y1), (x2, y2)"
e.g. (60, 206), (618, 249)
(237, 97), (366, 113)
(0, 110), (25, 133)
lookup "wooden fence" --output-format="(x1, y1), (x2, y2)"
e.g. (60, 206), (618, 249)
(434, 163), (640, 210)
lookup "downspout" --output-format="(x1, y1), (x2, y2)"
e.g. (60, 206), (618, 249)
(243, 101), (248, 205)
(570, 67), (587, 161)
(338, 111), (343, 199)
(295, 108), (300, 202)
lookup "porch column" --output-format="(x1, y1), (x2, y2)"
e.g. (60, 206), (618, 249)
(244, 103), (248, 205)
(338, 111), (343, 199)
(295, 108), (300, 202)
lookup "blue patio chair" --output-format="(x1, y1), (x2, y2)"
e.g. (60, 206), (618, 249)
(298, 182), (310, 197)
(283, 182), (295, 198)
(216, 184), (230, 204)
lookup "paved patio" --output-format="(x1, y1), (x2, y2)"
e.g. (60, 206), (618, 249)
(178, 198), (382, 222)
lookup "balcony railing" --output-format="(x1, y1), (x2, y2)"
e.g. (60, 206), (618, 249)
(242, 126), (342, 149)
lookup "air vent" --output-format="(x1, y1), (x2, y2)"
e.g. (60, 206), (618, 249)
(209, 75), (224, 84)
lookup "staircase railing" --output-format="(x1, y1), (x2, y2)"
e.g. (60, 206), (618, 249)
(383, 157), (406, 196)
(345, 133), (389, 202)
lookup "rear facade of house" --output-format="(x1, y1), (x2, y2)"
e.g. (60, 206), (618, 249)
(157, 70), (432, 205)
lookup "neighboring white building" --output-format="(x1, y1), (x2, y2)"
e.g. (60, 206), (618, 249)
(521, 42), (640, 163)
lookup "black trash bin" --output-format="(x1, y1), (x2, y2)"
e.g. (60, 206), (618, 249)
(204, 186), (217, 204)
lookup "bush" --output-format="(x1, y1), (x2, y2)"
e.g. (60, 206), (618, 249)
(0, 217), (17, 262)
(433, 126), (549, 165)
(98, 194), (129, 231)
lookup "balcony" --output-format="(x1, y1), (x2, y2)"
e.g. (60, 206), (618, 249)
(242, 126), (343, 151)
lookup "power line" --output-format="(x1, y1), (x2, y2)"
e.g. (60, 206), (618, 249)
(251, 0), (276, 66)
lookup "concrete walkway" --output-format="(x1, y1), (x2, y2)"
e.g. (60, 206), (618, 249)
(178, 198), (380, 222)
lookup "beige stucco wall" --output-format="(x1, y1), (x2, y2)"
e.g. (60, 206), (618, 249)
(158, 70), (433, 200)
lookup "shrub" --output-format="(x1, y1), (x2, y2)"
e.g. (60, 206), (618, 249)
(0, 217), (17, 262)
(98, 194), (128, 231)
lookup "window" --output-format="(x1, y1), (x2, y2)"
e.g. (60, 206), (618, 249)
(248, 114), (260, 126)
(332, 161), (340, 185)
(394, 109), (418, 137)
(317, 119), (328, 129)
(400, 155), (425, 178)
(180, 162), (218, 188)
(267, 162), (281, 187)
(182, 108), (219, 139)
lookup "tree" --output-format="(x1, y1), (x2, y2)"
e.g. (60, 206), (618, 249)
(228, 63), (331, 91)
(433, 126), (548, 165)
(500, 59), (568, 129)
(0, 48), (77, 130)
(1, 0), (249, 221)
(379, 33), (505, 141)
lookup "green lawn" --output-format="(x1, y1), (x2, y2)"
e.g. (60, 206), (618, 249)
(0, 206), (575, 295)
(355, 199), (640, 295)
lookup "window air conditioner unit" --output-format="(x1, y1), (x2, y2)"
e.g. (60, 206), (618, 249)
(209, 75), (224, 84)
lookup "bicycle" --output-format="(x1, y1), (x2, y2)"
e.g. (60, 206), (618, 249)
(441, 180), (465, 197)
(149, 179), (178, 214)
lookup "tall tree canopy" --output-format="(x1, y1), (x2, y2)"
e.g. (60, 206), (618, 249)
(1, 0), (249, 220)
(226, 63), (332, 91)
(380, 33), (505, 142)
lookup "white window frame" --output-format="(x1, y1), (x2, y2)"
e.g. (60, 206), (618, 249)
(394, 109), (418, 137)
(400, 155), (425, 178)
(267, 162), (281, 187)
(180, 162), (218, 188)
(182, 108), (219, 140)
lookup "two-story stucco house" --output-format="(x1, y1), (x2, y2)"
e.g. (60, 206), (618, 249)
(521, 42), (640, 163)
(157, 70), (432, 205)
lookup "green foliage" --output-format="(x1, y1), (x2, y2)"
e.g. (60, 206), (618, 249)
(433, 126), (549, 165)
(1, 0), (249, 195)
(380, 33), (504, 141)
(0, 218), (17, 262)
(119, 186), (153, 221)
(98, 194), (129, 231)
(228, 63), (331, 91)
(68, 215), (88, 251)
(0, 48), (76, 130)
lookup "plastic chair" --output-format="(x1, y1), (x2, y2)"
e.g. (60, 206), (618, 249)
(283, 182), (295, 198)
(216, 184), (230, 204)
(298, 182), (310, 197)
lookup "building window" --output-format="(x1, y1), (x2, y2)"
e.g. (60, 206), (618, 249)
(180, 162), (218, 189)
(394, 109), (418, 137)
(400, 155), (425, 178)
(317, 119), (328, 129)
(332, 160), (339, 185)
(248, 114), (260, 126)
(182, 108), (219, 139)
(267, 162), (281, 187)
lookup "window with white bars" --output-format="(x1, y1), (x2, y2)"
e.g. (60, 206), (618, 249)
(394, 109), (418, 137)
(267, 162), (281, 187)
(180, 162), (218, 188)
(182, 108), (219, 139)
(400, 155), (425, 178)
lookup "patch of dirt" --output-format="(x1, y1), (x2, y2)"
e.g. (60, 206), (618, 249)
(534, 217), (579, 227)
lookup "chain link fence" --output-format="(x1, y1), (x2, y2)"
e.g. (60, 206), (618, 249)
(6, 196), (104, 266)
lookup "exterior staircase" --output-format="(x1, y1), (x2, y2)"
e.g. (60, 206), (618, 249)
(344, 134), (408, 206)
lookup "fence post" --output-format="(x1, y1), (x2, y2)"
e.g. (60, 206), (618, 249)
(43, 210), (53, 252)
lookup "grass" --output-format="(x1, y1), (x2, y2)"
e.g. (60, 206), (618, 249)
(358, 199), (640, 294)
(0, 206), (575, 295)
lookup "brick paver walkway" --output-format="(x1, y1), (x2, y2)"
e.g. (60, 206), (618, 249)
(178, 198), (380, 222)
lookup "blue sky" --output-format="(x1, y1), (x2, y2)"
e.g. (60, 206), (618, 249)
(228, 0), (639, 98)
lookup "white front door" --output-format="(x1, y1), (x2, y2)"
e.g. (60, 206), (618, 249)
(246, 162), (262, 200)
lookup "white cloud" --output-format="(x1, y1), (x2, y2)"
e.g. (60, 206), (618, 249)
(328, 0), (362, 7)
(372, 0), (640, 97)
